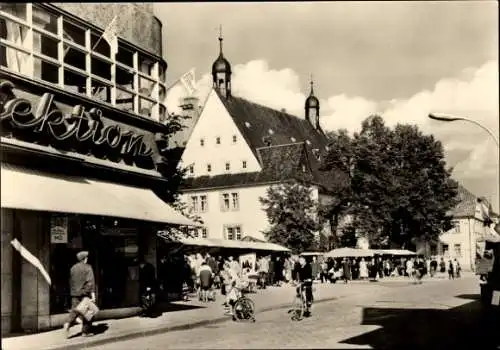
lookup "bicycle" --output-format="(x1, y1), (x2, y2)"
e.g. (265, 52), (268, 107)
(224, 284), (256, 322)
(288, 281), (309, 321)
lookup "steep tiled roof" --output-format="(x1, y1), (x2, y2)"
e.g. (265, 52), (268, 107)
(450, 185), (477, 217)
(182, 141), (349, 192)
(181, 91), (347, 193)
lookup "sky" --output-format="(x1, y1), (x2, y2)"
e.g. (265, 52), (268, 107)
(154, 1), (499, 212)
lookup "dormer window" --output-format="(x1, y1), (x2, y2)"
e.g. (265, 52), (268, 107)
(268, 129), (274, 135)
(225, 162), (230, 171)
(291, 137), (296, 142)
(216, 137), (221, 145)
(232, 135), (237, 143)
(245, 122), (251, 128)
(200, 138), (205, 147)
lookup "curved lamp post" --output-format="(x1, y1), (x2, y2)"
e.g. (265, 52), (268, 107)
(428, 112), (500, 212)
(428, 113), (499, 148)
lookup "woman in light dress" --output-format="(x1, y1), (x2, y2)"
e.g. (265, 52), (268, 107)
(359, 258), (369, 279)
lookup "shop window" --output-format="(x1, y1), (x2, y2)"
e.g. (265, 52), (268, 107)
(0, 3), (27, 20)
(63, 19), (86, 47)
(34, 57), (58, 84)
(32, 4), (58, 35)
(64, 68), (87, 94)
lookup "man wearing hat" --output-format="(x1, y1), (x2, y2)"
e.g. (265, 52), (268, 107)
(63, 250), (96, 338)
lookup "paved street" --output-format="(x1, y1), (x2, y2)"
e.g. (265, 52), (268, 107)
(90, 276), (498, 350)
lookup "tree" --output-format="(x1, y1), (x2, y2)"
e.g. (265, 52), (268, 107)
(322, 115), (459, 249)
(259, 181), (321, 253)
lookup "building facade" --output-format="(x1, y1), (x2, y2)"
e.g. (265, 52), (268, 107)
(0, 3), (194, 335)
(416, 185), (494, 271)
(175, 33), (347, 243)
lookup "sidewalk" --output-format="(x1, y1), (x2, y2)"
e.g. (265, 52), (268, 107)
(1, 277), (462, 350)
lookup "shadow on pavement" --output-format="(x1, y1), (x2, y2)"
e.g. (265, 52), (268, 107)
(341, 298), (500, 350)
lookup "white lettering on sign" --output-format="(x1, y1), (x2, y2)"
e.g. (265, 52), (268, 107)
(50, 215), (68, 244)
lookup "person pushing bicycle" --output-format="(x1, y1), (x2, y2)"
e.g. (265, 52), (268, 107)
(294, 256), (314, 317)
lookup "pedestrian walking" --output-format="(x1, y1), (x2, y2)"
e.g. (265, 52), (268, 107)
(448, 260), (455, 279)
(359, 258), (369, 280)
(63, 251), (96, 338)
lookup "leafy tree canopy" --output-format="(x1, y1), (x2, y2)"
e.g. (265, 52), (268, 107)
(259, 181), (321, 253)
(323, 115), (459, 249)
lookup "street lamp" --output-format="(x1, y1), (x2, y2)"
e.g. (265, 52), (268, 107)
(428, 112), (500, 213)
(428, 113), (499, 148)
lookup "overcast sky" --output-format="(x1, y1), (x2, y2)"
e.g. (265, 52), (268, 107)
(155, 1), (499, 212)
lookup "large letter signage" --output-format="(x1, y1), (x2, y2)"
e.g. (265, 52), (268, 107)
(0, 82), (155, 169)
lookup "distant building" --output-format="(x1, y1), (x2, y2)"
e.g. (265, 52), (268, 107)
(416, 185), (496, 271)
(174, 32), (347, 244)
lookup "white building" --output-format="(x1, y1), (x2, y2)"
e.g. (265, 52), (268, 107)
(173, 34), (347, 244)
(416, 185), (495, 271)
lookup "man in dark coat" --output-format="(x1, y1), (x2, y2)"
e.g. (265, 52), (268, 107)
(63, 251), (95, 338)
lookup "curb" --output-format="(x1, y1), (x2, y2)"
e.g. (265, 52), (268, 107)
(41, 296), (340, 350)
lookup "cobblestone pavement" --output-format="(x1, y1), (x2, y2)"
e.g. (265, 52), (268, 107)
(93, 276), (498, 350)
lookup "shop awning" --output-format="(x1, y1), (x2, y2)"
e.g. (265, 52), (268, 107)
(376, 249), (417, 256)
(325, 247), (376, 258)
(165, 236), (290, 252)
(1, 163), (199, 227)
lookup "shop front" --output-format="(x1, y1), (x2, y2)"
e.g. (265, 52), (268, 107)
(0, 71), (197, 335)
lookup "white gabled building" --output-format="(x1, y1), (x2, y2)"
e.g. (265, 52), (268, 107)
(172, 33), (347, 244)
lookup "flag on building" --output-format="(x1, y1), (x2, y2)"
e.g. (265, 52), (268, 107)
(11, 238), (51, 285)
(102, 15), (119, 57)
(179, 68), (197, 96)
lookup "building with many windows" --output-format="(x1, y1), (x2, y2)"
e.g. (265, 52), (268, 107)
(416, 185), (496, 271)
(1, 3), (196, 335)
(175, 33), (347, 244)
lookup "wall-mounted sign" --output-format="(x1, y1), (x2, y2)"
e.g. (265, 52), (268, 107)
(50, 214), (68, 244)
(0, 80), (155, 169)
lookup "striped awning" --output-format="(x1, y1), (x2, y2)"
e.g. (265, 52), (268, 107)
(1, 163), (200, 227)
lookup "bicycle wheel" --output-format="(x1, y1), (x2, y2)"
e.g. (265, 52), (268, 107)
(234, 297), (255, 322)
(290, 295), (304, 321)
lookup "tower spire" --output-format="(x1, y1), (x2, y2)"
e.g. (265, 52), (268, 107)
(309, 73), (314, 95)
(218, 25), (223, 56)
